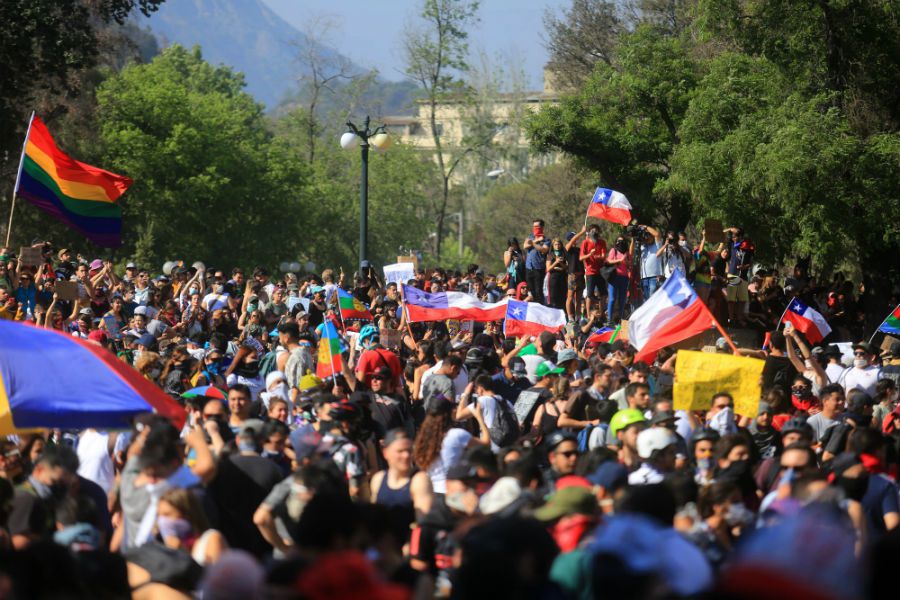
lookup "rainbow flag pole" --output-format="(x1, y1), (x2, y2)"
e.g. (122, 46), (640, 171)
(5, 111), (35, 247)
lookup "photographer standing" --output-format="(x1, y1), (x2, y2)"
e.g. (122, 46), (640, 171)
(657, 230), (690, 280)
(636, 225), (664, 305)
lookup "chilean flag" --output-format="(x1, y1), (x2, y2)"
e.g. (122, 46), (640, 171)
(403, 285), (507, 322)
(628, 270), (714, 363)
(587, 187), (632, 226)
(781, 299), (832, 344)
(504, 300), (566, 337)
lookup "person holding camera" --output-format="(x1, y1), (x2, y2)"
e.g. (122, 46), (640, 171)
(635, 224), (664, 304)
(657, 230), (690, 280)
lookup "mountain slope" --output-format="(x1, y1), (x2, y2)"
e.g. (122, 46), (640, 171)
(136, 0), (354, 108)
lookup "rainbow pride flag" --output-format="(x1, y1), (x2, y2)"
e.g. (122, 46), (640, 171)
(337, 288), (373, 321)
(878, 304), (900, 336)
(15, 115), (132, 247)
(316, 320), (343, 379)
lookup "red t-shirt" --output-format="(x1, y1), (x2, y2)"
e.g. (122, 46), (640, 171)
(355, 347), (402, 388)
(579, 239), (607, 276)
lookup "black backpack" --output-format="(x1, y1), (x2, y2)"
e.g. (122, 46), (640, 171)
(488, 397), (520, 447)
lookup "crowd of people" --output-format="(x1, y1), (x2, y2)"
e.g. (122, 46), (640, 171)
(0, 222), (899, 600)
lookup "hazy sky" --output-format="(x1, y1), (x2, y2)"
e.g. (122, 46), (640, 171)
(262, 0), (570, 89)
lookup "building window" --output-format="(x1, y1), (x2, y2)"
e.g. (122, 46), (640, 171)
(408, 122), (422, 136)
(433, 122), (444, 136)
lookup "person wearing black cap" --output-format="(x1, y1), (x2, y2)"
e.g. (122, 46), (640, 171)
(837, 342), (882, 396)
(822, 344), (846, 383)
(543, 431), (579, 489)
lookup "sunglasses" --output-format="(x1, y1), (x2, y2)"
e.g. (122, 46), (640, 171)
(556, 450), (578, 458)
(372, 375), (389, 381)
(853, 351), (867, 357)
(696, 448), (713, 456)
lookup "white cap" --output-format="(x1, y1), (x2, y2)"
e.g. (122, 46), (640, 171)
(636, 427), (677, 459)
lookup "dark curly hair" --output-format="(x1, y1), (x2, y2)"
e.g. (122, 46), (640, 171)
(413, 411), (452, 470)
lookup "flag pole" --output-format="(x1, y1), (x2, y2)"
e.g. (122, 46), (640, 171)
(868, 304), (899, 345)
(399, 284), (419, 352)
(704, 304), (739, 354)
(5, 111), (36, 248)
(775, 301), (792, 331)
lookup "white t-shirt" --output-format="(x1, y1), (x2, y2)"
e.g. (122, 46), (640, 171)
(628, 463), (664, 485)
(839, 365), (882, 397)
(421, 361), (469, 401)
(77, 430), (115, 494)
(825, 363), (845, 383)
(202, 292), (230, 312)
(427, 428), (472, 494)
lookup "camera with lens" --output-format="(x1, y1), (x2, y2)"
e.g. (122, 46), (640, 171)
(625, 222), (646, 239)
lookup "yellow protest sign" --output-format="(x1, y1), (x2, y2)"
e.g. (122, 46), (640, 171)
(673, 350), (764, 417)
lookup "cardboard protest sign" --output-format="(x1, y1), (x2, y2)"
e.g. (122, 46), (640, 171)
(383, 263), (416, 286)
(18, 246), (43, 268)
(673, 350), (764, 418)
(55, 281), (79, 301)
(287, 296), (310, 313)
(704, 219), (725, 244)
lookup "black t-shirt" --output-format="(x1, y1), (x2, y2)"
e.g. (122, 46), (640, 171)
(762, 355), (797, 396)
(207, 454), (284, 556)
(567, 247), (583, 275)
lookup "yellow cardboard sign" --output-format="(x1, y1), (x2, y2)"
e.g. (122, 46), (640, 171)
(673, 350), (764, 417)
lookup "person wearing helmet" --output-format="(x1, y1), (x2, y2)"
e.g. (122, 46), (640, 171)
(754, 416), (815, 494)
(609, 408), (647, 471)
(355, 324), (402, 391)
(629, 427), (678, 485)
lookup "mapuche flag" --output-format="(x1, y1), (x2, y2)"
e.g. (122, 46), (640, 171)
(337, 288), (373, 321)
(316, 320), (342, 379)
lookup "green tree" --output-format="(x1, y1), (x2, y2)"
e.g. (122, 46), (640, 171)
(403, 0), (480, 259)
(0, 0), (164, 176)
(526, 25), (699, 225)
(96, 45), (310, 269)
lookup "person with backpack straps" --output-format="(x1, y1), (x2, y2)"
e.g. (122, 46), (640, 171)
(455, 374), (520, 451)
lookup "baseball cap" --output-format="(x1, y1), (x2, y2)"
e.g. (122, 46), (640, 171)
(135, 333), (156, 348)
(544, 430), (577, 451)
(852, 341), (876, 355)
(88, 330), (109, 344)
(78, 307), (94, 317)
(649, 410), (677, 426)
(780, 416), (813, 439)
(57, 248), (71, 258)
(89, 259), (103, 270)
(534, 486), (598, 521)
(823, 344), (843, 357)
(586, 461), (629, 491)
(133, 306), (149, 316)
(556, 348), (577, 365)
(536, 360), (565, 379)
(125, 262), (136, 269)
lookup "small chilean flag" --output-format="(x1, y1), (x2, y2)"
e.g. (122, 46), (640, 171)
(587, 187), (632, 226)
(781, 299), (832, 344)
(504, 300), (566, 337)
(584, 324), (624, 348)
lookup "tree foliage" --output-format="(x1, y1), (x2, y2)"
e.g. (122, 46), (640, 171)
(528, 0), (900, 280)
(0, 0), (165, 173)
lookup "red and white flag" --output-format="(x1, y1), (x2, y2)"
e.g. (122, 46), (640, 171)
(402, 285), (507, 322)
(587, 187), (632, 226)
(504, 300), (566, 337)
(628, 271), (714, 363)
(781, 299), (831, 344)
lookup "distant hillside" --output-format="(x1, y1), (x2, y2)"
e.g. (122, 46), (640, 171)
(135, 0), (357, 108)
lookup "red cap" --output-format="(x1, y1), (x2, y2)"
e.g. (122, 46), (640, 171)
(88, 330), (109, 343)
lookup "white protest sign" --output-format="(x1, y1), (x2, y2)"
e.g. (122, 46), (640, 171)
(287, 296), (310, 313)
(383, 262), (416, 286)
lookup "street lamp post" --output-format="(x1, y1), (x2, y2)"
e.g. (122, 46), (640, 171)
(341, 116), (391, 269)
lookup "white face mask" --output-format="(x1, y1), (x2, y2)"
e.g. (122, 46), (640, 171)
(854, 358), (868, 369)
(269, 382), (290, 400)
(678, 240), (688, 248)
